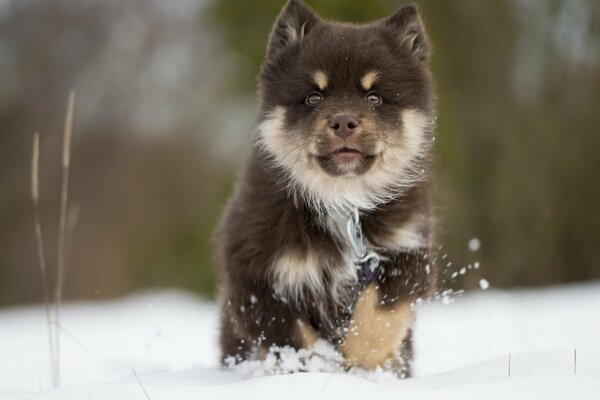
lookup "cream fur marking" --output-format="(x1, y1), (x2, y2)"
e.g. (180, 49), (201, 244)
(285, 23), (298, 44)
(313, 70), (328, 91)
(271, 250), (323, 302)
(270, 247), (356, 307)
(257, 107), (431, 213)
(399, 108), (430, 159)
(372, 214), (427, 250)
(285, 22), (308, 45)
(361, 71), (380, 91)
(341, 285), (413, 370)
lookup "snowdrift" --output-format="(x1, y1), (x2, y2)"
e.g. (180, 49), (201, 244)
(1, 283), (599, 399)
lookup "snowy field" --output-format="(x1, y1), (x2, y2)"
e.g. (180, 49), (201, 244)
(1, 283), (600, 399)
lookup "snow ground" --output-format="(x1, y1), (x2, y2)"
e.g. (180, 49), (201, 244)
(1, 283), (599, 399)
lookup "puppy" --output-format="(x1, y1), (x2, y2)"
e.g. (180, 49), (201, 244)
(216, 0), (436, 377)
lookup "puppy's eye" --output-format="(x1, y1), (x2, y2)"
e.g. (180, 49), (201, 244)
(305, 92), (324, 106)
(366, 92), (383, 106)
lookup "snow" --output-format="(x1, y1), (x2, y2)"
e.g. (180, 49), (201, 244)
(1, 283), (600, 399)
(468, 238), (481, 251)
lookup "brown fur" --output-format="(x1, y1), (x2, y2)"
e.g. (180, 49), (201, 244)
(215, 0), (436, 376)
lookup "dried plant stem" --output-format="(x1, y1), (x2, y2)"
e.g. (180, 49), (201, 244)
(65, 203), (80, 274)
(54, 90), (75, 387)
(31, 132), (58, 388)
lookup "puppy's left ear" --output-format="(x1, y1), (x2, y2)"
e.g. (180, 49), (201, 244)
(266, 0), (320, 60)
(383, 4), (430, 63)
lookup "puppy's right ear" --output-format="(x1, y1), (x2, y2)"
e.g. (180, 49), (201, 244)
(266, 0), (320, 60)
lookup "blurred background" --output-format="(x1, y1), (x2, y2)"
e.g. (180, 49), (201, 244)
(0, 0), (599, 306)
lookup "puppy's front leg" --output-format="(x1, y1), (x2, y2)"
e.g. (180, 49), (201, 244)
(219, 281), (309, 363)
(340, 284), (413, 372)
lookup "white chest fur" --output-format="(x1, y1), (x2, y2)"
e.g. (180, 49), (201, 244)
(269, 212), (427, 308)
(269, 214), (356, 307)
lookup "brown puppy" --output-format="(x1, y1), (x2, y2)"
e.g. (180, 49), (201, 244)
(216, 0), (436, 377)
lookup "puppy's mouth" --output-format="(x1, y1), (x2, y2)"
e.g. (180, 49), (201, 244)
(318, 147), (373, 162)
(330, 147), (363, 161)
(313, 146), (378, 177)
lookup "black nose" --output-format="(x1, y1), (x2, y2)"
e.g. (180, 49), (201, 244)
(329, 115), (359, 139)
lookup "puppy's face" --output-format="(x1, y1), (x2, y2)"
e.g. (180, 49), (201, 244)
(258, 1), (434, 211)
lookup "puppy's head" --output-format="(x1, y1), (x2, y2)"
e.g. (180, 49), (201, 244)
(257, 1), (434, 212)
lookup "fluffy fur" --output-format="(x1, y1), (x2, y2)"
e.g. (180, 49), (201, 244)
(216, 0), (437, 376)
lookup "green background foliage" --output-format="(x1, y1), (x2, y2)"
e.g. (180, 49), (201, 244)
(207, 0), (600, 290)
(0, 0), (598, 305)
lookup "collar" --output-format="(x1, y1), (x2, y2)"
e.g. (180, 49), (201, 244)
(345, 208), (384, 285)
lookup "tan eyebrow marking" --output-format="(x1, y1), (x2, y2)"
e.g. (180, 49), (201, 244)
(313, 70), (328, 91)
(361, 70), (381, 91)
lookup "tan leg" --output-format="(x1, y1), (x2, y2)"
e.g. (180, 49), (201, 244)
(296, 319), (319, 348)
(340, 284), (413, 370)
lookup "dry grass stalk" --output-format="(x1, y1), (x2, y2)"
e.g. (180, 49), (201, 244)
(65, 203), (81, 273)
(54, 90), (76, 387)
(31, 132), (58, 388)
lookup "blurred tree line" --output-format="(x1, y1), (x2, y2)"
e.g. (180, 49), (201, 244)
(0, 0), (598, 306)
(209, 0), (600, 290)
(0, 0), (236, 305)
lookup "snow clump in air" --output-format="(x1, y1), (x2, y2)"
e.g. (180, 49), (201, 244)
(479, 279), (490, 290)
(468, 238), (481, 252)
